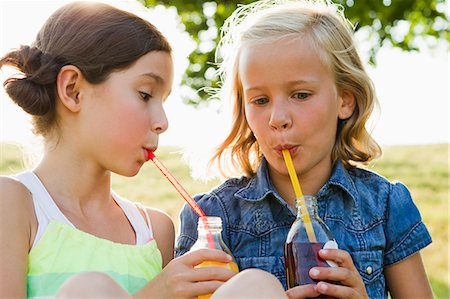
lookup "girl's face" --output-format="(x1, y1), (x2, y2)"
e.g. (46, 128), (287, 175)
(239, 37), (354, 187)
(77, 51), (173, 176)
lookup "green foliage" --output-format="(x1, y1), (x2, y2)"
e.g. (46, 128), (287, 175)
(1, 143), (448, 296)
(142, 0), (449, 105)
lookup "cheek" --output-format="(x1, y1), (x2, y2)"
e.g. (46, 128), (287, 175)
(244, 106), (262, 134)
(106, 103), (149, 139)
(121, 112), (148, 139)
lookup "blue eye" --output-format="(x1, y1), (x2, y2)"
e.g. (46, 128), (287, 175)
(293, 92), (310, 100)
(254, 97), (269, 105)
(139, 91), (152, 102)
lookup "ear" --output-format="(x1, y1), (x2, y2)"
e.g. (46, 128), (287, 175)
(338, 90), (356, 120)
(56, 65), (83, 112)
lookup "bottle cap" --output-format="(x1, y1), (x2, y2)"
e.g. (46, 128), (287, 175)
(323, 240), (339, 267)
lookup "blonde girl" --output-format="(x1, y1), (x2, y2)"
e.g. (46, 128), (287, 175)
(177, 1), (433, 298)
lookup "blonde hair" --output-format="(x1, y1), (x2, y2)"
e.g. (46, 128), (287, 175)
(210, 0), (381, 178)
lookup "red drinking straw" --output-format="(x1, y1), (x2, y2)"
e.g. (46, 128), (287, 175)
(147, 150), (215, 248)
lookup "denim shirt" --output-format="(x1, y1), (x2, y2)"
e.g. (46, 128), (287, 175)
(175, 159), (432, 298)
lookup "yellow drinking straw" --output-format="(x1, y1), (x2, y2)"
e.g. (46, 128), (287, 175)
(282, 149), (317, 243)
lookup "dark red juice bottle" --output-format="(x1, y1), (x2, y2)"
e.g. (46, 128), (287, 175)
(284, 195), (338, 299)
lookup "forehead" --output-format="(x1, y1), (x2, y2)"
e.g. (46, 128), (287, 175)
(238, 37), (331, 86)
(128, 51), (173, 79)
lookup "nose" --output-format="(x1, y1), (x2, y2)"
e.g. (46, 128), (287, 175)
(150, 103), (169, 134)
(269, 102), (292, 130)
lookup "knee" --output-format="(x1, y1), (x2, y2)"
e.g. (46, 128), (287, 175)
(56, 272), (129, 298)
(212, 269), (287, 298)
(236, 268), (282, 286)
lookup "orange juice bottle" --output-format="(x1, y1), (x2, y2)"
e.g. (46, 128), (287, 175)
(190, 216), (239, 299)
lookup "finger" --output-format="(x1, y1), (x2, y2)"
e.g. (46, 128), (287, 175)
(315, 281), (361, 299)
(191, 266), (237, 282)
(310, 266), (367, 298)
(285, 284), (320, 299)
(309, 266), (359, 287)
(319, 249), (356, 270)
(179, 249), (233, 267)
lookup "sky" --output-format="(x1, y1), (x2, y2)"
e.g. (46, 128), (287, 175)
(1, 0), (449, 154)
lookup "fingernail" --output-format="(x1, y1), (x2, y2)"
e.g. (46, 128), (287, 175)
(319, 282), (328, 291)
(310, 268), (320, 277)
(226, 254), (233, 261)
(320, 249), (328, 255)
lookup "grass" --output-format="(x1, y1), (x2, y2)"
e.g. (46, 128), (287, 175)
(369, 144), (449, 298)
(1, 143), (448, 298)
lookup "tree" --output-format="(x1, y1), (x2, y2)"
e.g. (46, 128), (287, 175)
(142, 0), (449, 106)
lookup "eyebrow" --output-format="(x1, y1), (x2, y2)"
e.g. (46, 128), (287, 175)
(141, 72), (165, 85)
(244, 80), (317, 93)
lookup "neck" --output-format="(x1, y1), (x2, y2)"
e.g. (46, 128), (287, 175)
(34, 144), (112, 212)
(270, 160), (333, 210)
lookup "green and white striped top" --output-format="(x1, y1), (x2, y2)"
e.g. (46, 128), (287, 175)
(16, 172), (163, 299)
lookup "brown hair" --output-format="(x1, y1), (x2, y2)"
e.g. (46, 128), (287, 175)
(211, 0), (381, 177)
(0, 1), (171, 137)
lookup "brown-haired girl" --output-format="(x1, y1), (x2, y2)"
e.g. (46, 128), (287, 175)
(0, 2), (290, 298)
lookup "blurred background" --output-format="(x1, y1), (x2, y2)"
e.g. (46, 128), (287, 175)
(1, 0), (449, 297)
(1, 0), (449, 150)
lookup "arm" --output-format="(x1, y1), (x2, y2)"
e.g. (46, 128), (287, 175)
(147, 208), (175, 267)
(0, 177), (35, 298)
(385, 252), (433, 299)
(383, 183), (433, 298)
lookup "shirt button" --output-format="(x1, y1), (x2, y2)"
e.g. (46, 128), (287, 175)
(366, 266), (373, 275)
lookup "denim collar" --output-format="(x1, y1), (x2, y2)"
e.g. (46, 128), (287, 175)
(235, 158), (358, 205)
(316, 160), (358, 205)
(235, 158), (284, 203)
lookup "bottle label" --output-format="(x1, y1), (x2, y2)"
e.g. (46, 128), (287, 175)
(323, 240), (339, 267)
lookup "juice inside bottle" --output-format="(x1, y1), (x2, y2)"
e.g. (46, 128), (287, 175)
(195, 261), (239, 299)
(284, 196), (337, 299)
(196, 260), (239, 272)
(190, 216), (239, 299)
(285, 242), (329, 286)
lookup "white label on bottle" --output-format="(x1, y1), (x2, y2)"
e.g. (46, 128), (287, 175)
(323, 240), (338, 267)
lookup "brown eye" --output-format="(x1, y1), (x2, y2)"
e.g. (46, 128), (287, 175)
(139, 91), (152, 102)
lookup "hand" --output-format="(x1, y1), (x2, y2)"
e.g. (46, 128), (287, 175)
(286, 249), (369, 299)
(310, 249), (369, 299)
(286, 284), (322, 299)
(135, 249), (237, 299)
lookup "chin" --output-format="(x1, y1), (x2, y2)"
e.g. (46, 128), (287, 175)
(115, 164), (143, 177)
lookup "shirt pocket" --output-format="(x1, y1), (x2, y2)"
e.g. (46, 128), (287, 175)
(351, 250), (386, 299)
(235, 256), (287, 289)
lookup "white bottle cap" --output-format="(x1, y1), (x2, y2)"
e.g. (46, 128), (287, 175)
(323, 240), (339, 267)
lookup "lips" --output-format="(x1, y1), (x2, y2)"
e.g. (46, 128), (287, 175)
(274, 144), (298, 156)
(144, 147), (157, 161)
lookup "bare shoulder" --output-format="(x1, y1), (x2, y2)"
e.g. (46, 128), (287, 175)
(0, 175), (36, 230)
(0, 175), (33, 208)
(144, 207), (175, 267)
(0, 176), (35, 297)
(147, 207), (174, 230)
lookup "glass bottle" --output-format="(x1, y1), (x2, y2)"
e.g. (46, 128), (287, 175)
(190, 216), (239, 299)
(284, 195), (338, 298)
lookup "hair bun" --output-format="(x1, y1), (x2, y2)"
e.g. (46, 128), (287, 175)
(1, 45), (61, 116)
